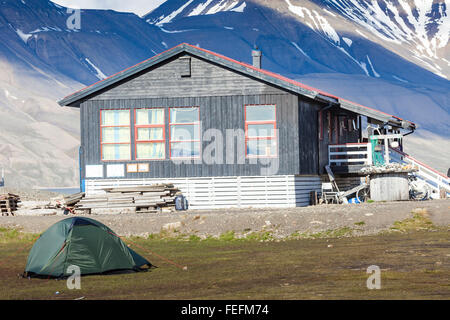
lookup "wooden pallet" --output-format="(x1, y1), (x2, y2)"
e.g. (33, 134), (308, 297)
(0, 193), (20, 215)
(1, 208), (14, 216)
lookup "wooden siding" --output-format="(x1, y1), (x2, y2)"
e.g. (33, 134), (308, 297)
(85, 175), (322, 208)
(80, 93), (312, 180)
(318, 108), (360, 174)
(91, 54), (285, 100)
(298, 100), (319, 174)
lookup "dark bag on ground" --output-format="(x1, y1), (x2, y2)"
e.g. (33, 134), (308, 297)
(175, 195), (189, 211)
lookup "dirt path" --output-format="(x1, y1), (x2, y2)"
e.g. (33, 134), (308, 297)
(1, 199), (449, 238)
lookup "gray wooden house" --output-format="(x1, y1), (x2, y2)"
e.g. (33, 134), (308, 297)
(58, 43), (416, 209)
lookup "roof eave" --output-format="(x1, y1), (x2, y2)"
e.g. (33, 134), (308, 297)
(57, 43), (416, 132)
(339, 99), (416, 130)
(58, 44), (189, 107)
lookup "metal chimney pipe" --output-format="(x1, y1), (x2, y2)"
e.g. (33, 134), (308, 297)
(252, 46), (262, 69)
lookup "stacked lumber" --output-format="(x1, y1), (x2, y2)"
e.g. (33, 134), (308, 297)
(63, 192), (85, 207)
(0, 193), (20, 216)
(73, 184), (181, 214)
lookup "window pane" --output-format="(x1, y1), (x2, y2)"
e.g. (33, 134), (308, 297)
(136, 109), (164, 125)
(102, 144), (131, 160)
(247, 139), (277, 157)
(136, 143), (165, 159)
(102, 127), (130, 143)
(170, 108), (199, 124)
(170, 124), (199, 141)
(246, 105), (275, 121)
(247, 124), (275, 138)
(101, 110), (130, 126)
(171, 142), (200, 158)
(137, 127), (164, 141)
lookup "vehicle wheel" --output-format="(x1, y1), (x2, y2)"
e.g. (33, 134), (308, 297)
(357, 187), (370, 203)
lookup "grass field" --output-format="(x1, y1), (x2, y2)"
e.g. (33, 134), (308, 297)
(0, 210), (448, 300)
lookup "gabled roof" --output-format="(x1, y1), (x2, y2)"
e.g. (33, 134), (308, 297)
(58, 43), (415, 130)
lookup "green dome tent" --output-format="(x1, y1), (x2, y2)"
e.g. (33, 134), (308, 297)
(24, 217), (152, 278)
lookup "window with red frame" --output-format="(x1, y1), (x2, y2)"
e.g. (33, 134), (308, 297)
(100, 109), (131, 161)
(135, 108), (165, 160)
(169, 107), (201, 159)
(245, 105), (277, 157)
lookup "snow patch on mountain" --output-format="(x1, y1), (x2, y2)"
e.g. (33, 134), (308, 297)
(335, 45), (369, 76)
(159, 27), (196, 33)
(366, 56), (380, 78)
(85, 58), (107, 80)
(286, 0), (340, 44)
(229, 2), (246, 12)
(342, 37), (352, 47)
(156, 0), (195, 25)
(324, 0), (449, 77)
(15, 29), (32, 43)
(188, 0), (214, 16)
(206, 0), (236, 14)
(291, 42), (310, 58)
(392, 75), (408, 83)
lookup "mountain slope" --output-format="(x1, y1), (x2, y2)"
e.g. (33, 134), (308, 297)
(0, 0), (448, 187)
(0, 59), (80, 188)
(0, 0), (172, 85)
(145, 0), (450, 79)
(144, 0), (449, 136)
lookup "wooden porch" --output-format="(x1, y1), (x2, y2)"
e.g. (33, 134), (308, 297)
(328, 143), (372, 175)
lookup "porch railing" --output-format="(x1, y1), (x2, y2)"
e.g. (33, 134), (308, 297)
(389, 147), (450, 194)
(328, 143), (372, 166)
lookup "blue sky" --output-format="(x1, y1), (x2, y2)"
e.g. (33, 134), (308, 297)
(51, 0), (167, 16)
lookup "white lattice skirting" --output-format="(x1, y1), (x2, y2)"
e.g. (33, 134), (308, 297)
(85, 175), (321, 209)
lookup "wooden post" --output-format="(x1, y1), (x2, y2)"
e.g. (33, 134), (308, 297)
(366, 142), (373, 165)
(310, 191), (318, 206)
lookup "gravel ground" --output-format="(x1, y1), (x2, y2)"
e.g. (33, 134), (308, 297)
(1, 198), (449, 238)
(1, 188), (61, 201)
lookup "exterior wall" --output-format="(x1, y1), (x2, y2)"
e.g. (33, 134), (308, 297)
(318, 109), (360, 174)
(85, 175), (322, 209)
(79, 54), (326, 182)
(298, 99), (319, 174)
(80, 93), (305, 180)
(92, 54), (285, 99)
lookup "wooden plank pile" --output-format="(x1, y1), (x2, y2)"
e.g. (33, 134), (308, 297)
(63, 192), (85, 207)
(71, 184), (181, 214)
(0, 193), (20, 216)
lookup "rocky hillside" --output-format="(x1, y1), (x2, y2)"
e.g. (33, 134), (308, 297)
(0, 0), (448, 187)
(0, 59), (80, 188)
